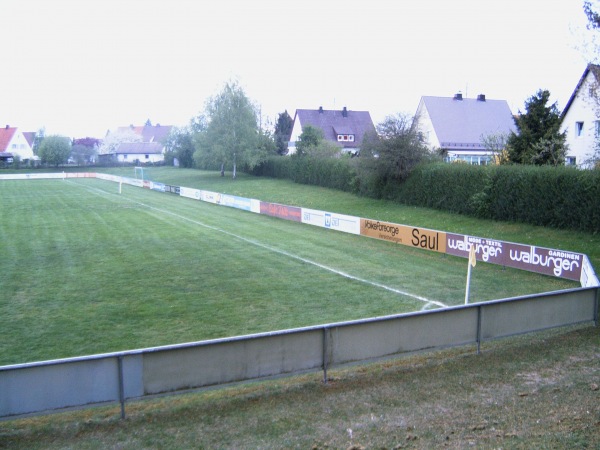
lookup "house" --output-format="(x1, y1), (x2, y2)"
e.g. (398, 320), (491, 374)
(287, 107), (376, 155)
(413, 94), (516, 165)
(559, 64), (600, 168)
(115, 123), (173, 144)
(0, 125), (35, 162)
(99, 123), (173, 164)
(98, 142), (165, 165)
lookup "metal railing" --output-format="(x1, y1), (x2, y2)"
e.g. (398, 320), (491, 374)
(1, 287), (597, 420)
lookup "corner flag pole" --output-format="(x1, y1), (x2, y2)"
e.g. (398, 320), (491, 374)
(465, 245), (476, 304)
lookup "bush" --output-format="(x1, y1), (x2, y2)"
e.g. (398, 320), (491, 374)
(398, 163), (600, 233)
(252, 155), (357, 193)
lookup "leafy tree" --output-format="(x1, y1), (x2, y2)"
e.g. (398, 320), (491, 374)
(71, 137), (100, 165)
(32, 127), (45, 154)
(164, 123), (202, 168)
(584, 1), (600, 29)
(295, 125), (324, 157)
(274, 110), (294, 155)
(193, 81), (261, 178)
(37, 135), (72, 167)
(530, 137), (568, 167)
(480, 132), (510, 164)
(507, 89), (568, 165)
(98, 129), (141, 154)
(355, 114), (434, 198)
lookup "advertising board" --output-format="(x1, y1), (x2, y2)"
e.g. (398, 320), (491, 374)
(360, 219), (447, 253)
(301, 208), (360, 235)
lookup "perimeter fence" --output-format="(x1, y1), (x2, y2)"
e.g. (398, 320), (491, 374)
(1, 287), (598, 420)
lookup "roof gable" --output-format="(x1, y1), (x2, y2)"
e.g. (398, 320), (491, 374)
(295, 108), (375, 147)
(0, 127), (17, 152)
(419, 96), (515, 150)
(560, 63), (600, 120)
(22, 132), (36, 148)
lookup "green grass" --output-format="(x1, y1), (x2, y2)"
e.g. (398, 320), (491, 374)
(1, 168), (598, 448)
(100, 166), (600, 270)
(0, 172), (582, 365)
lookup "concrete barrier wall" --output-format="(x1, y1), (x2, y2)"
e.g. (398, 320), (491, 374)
(1, 288), (597, 420)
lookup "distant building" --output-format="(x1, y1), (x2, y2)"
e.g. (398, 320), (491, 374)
(287, 107), (376, 155)
(413, 94), (516, 165)
(559, 64), (600, 168)
(0, 125), (36, 163)
(99, 123), (173, 164)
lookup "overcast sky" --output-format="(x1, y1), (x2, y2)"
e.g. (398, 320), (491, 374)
(0, 0), (594, 138)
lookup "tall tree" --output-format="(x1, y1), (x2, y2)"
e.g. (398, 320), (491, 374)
(98, 129), (141, 154)
(193, 81), (261, 178)
(37, 135), (72, 167)
(71, 138), (99, 165)
(355, 114), (434, 198)
(32, 127), (45, 154)
(507, 89), (567, 165)
(274, 110), (294, 155)
(295, 125), (323, 157)
(164, 123), (203, 168)
(584, 1), (600, 29)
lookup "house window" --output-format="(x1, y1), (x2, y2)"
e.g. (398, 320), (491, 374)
(576, 121), (584, 137)
(337, 134), (355, 142)
(566, 156), (576, 166)
(123, 155), (128, 160)
(595, 121), (600, 137)
(145, 154), (149, 159)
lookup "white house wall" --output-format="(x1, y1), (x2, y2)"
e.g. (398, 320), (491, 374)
(414, 99), (440, 150)
(560, 72), (600, 168)
(287, 116), (304, 155)
(7, 130), (34, 160)
(117, 154), (164, 164)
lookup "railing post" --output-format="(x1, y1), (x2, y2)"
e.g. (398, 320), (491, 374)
(476, 305), (483, 355)
(595, 287), (599, 327)
(117, 356), (126, 419)
(322, 327), (330, 384)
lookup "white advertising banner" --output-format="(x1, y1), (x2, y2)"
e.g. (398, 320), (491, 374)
(301, 208), (361, 235)
(179, 186), (202, 200)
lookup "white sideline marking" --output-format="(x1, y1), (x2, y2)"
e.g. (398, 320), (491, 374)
(73, 180), (448, 309)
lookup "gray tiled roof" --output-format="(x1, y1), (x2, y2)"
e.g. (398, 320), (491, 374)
(115, 142), (163, 154)
(421, 96), (516, 151)
(295, 108), (375, 148)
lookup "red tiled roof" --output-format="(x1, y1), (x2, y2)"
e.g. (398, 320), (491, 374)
(0, 127), (17, 152)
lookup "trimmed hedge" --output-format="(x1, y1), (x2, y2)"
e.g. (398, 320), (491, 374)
(399, 163), (600, 233)
(252, 156), (357, 192)
(252, 157), (600, 233)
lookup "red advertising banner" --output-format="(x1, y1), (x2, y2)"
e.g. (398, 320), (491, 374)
(446, 233), (583, 281)
(260, 202), (302, 222)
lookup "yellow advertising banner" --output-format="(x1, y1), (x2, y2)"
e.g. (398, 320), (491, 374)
(360, 219), (446, 253)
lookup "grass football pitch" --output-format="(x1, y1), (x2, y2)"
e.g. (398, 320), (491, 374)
(0, 175), (578, 366)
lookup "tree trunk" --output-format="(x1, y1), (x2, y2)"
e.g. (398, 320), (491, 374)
(220, 162), (225, 177)
(232, 153), (236, 179)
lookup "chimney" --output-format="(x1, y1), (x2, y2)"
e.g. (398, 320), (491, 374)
(477, 94), (486, 102)
(453, 93), (463, 101)
(342, 106), (348, 117)
(319, 106), (323, 114)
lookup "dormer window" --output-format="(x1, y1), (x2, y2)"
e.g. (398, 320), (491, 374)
(337, 134), (355, 142)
